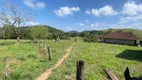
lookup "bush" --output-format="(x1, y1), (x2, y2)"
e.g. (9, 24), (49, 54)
(59, 35), (70, 40)
(17, 57), (26, 61)
(83, 34), (97, 42)
(27, 54), (37, 59)
(47, 34), (70, 40)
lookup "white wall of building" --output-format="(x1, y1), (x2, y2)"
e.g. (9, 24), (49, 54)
(104, 39), (135, 45)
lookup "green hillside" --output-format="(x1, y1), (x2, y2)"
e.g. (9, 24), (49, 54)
(0, 25), (66, 39)
(44, 25), (64, 34)
(103, 28), (142, 38)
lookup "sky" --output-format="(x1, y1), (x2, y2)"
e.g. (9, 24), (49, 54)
(0, 0), (142, 32)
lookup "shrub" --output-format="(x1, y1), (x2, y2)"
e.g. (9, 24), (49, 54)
(27, 54), (37, 59)
(17, 57), (26, 61)
(83, 34), (97, 42)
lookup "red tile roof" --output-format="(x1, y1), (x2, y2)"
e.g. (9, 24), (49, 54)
(102, 30), (140, 40)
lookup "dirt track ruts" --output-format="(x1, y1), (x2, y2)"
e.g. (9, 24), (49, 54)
(36, 43), (75, 80)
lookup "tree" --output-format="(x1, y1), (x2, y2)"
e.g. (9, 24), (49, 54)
(80, 31), (90, 37)
(3, 24), (17, 39)
(67, 31), (80, 37)
(0, 4), (32, 43)
(30, 25), (48, 43)
(83, 33), (97, 42)
(19, 27), (31, 39)
(128, 31), (133, 35)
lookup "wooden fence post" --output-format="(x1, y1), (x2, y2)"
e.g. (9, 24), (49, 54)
(104, 68), (119, 80)
(76, 60), (84, 80)
(4, 57), (9, 79)
(47, 46), (51, 61)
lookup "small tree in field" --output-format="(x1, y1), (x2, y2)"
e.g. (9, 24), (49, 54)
(30, 25), (48, 43)
(3, 24), (17, 39)
(83, 33), (97, 42)
(0, 4), (32, 43)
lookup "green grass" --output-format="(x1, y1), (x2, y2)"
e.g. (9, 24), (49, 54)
(48, 40), (142, 80)
(0, 39), (74, 80)
(0, 39), (142, 80)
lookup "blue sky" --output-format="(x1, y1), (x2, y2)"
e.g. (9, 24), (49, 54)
(0, 0), (142, 31)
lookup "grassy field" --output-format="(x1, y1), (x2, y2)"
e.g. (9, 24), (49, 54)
(48, 40), (142, 80)
(0, 39), (142, 80)
(0, 39), (74, 80)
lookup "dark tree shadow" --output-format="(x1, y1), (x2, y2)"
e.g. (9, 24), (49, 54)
(116, 49), (142, 61)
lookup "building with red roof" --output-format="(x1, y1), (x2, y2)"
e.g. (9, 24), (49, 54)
(99, 30), (140, 45)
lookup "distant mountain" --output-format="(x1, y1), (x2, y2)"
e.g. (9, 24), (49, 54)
(24, 25), (65, 34)
(102, 28), (142, 38)
(0, 25), (66, 39)
(44, 25), (64, 34)
(66, 30), (80, 37)
(79, 28), (142, 38)
(1, 24), (142, 39)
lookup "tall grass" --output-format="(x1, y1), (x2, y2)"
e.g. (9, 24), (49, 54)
(0, 39), (74, 80)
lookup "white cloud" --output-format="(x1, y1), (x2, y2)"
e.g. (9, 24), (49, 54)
(85, 20), (89, 23)
(118, 14), (142, 23)
(108, 24), (126, 29)
(0, 20), (40, 27)
(26, 21), (40, 26)
(54, 7), (80, 17)
(0, 15), (15, 26)
(119, 1), (142, 24)
(79, 23), (84, 26)
(71, 7), (80, 11)
(89, 22), (108, 30)
(23, 0), (45, 9)
(36, 2), (45, 8)
(85, 10), (91, 14)
(0, 22), (3, 27)
(65, 27), (73, 31)
(75, 23), (85, 26)
(85, 5), (118, 17)
(23, 0), (35, 8)
(90, 22), (99, 28)
(109, 23), (142, 30)
(122, 1), (142, 16)
(85, 22), (108, 30)
(128, 23), (142, 29)
(87, 22), (142, 30)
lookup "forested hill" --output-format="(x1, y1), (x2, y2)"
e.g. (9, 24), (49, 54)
(25, 25), (64, 34)
(0, 25), (66, 39)
(79, 28), (142, 38)
(22, 25), (66, 39)
(43, 25), (64, 34)
(0, 25), (64, 34)
(0, 24), (142, 39)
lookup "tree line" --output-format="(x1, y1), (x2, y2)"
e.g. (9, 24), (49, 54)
(0, 25), (105, 41)
(0, 25), (70, 40)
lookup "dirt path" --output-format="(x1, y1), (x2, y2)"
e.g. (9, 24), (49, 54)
(36, 43), (75, 80)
